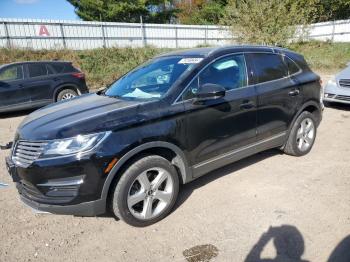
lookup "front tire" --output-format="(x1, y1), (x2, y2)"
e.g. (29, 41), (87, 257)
(283, 111), (317, 156)
(111, 155), (179, 227)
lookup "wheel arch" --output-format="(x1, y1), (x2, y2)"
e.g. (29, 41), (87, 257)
(53, 84), (81, 101)
(285, 100), (322, 146)
(101, 141), (192, 203)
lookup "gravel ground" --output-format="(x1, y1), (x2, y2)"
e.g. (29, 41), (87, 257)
(0, 78), (349, 262)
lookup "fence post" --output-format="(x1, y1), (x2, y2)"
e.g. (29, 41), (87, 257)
(140, 16), (146, 47)
(101, 23), (106, 48)
(205, 25), (208, 46)
(331, 20), (336, 42)
(3, 22), (11, 49)
(175, 25), (178, 48)
(59, 23), (66, 49)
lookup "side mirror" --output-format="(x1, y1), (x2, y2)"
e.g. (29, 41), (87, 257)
(194, 83), (226, 103)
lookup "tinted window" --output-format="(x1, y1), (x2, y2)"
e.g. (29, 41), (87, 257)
(46, 64), (54, 75)
(0, 65), (23, 81)
(51, 63), (78, 74)
(28, 64), (48, 78)
(252, 54), (288, 83)
(182, 54), (247, 100)
(284, 56), (300, 75)
(51, 64), (65, 73)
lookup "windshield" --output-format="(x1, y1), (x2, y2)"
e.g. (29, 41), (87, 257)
(104, 56), (203, 100)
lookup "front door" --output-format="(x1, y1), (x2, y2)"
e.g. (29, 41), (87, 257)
(179, 54), (257, 177)
(0, 64), (30, 111)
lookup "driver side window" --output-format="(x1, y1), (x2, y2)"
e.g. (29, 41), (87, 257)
(182, 54), (247, 100)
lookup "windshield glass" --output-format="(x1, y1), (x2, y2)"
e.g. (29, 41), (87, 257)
(104, 56), (202, 100)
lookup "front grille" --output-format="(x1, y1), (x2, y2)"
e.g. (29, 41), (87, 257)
(336, 95), (350, 101)
(339, 79), (350, 88)
(12, 140), (48, 168)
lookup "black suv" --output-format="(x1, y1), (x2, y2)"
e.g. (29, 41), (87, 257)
(0, 61), (88, 113)
(6, 46), (323, 226)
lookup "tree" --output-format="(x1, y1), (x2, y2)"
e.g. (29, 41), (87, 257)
(221, 0), (315, 45)
(67, 0), (178, 23)
(176, 0), (227, 25)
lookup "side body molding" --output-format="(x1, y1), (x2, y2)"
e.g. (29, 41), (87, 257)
(100, 141), (192, 201)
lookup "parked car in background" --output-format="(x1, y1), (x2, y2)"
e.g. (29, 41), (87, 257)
(6, 46), (323, 227)
(324, 63), (350, 104)
(0, 61), (88, 113)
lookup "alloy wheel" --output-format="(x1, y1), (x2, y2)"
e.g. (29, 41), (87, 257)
(61, 93), (76, 100)
(296, 117), (315, 152)
(127, 167), (174, 220)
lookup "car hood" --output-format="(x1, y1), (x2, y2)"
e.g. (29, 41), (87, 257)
(17, 93), (152, 140)
(336, 65), (350, 80)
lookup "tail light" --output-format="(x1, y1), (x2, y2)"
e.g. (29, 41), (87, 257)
(72, 72), (85, 79)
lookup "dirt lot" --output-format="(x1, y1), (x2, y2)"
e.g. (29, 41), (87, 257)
(0, 80), (349, 261)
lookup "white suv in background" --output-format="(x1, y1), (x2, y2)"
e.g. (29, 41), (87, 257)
(324, 63), (350, 104)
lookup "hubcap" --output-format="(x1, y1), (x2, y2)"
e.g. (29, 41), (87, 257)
(127, 167), (174, 220)
(61, 93), (76, 100)
(296, 118), (315, 152)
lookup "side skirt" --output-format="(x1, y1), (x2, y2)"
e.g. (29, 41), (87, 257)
(191, 132), (287, 179)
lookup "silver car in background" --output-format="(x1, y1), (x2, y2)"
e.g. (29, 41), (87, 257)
(324, 63), (350, 104)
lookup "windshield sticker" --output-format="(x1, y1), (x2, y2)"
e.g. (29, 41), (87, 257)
(178, 58), (203, 64)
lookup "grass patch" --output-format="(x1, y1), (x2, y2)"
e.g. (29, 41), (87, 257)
(0, 42), (349, 90)
(288, 41), (350, 75)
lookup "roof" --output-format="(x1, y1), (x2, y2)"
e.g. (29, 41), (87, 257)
(1, 60), (71, 68)
(157, 45), (297, 58)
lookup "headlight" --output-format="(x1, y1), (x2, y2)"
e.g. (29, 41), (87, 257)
(327, 77), (337, 86)
(41, 132), (109, 158)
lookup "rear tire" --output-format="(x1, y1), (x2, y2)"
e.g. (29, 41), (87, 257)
(283, 111), (317, 156)
(56, 89), (78, 101)
(111, 155), (179, 227)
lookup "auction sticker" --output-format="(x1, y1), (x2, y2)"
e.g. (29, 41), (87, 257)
(178, 58), (203, 64)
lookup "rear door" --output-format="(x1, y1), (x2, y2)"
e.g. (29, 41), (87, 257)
(24, 63), (56, 104)
(247, 52), (302, 140)
(179, 54), (257, 176)
(0, 64), (29, 110)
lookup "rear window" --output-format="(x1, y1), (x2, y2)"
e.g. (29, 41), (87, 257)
(252, 53), (288, 83)
(28, 64), (49, 78)
(51, 63), (79, 74)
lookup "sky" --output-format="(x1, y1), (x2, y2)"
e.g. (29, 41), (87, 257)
(0, 0), (78, 20)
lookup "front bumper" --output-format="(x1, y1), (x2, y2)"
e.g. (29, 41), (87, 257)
(324, 95), (350, 104)
(20, 194), (105, 216)
(324, 80), (350, 104)
(5, 152), (111, 216)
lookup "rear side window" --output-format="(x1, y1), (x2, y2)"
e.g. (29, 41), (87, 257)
(252, 53), (288, 83)
(28, 64), (49, 78)
(284, 56), (300, 75)
(51, 63), (79, 74)
(0, 65), (23, 81)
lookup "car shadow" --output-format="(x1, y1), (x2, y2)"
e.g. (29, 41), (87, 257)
(0, 108), (36, 119)
(174, 149), (281, 211)
(325, 102), (350, 111)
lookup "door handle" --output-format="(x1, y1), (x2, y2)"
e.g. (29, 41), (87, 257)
(240, 100), (255, 110)
(18, 84), (24, 88)
(288, 89), (300, 96)
(53, 77), (60, 81)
